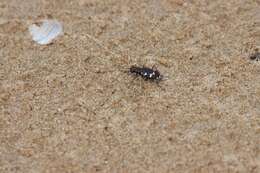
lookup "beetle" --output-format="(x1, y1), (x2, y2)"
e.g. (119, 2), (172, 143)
(129, 65), (163, 82)
(250, 52), (260, 61)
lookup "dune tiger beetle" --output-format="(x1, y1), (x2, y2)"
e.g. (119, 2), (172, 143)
(250, 52), (260, 61)
(129, 65), (163, 82)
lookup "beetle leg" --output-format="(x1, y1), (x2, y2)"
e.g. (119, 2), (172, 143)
(152, 65), (157, 71)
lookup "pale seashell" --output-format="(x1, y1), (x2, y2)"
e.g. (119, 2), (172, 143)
(29, 20), (63, 45)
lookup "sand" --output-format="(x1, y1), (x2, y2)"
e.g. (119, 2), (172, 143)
(0, 0), (260, 172)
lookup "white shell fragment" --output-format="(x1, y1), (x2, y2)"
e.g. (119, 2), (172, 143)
(29, 20), (63, 45)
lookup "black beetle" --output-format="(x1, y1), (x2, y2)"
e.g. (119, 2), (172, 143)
(250, 52), (260, 61)
(129, 65), (163, 82)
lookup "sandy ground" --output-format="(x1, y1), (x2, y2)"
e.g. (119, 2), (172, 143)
(0, 0), (260, 172)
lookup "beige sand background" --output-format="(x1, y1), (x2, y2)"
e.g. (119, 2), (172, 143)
(0, 0), (260, 172)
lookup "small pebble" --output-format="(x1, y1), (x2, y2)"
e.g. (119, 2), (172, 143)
(29, 19), (63, 45)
